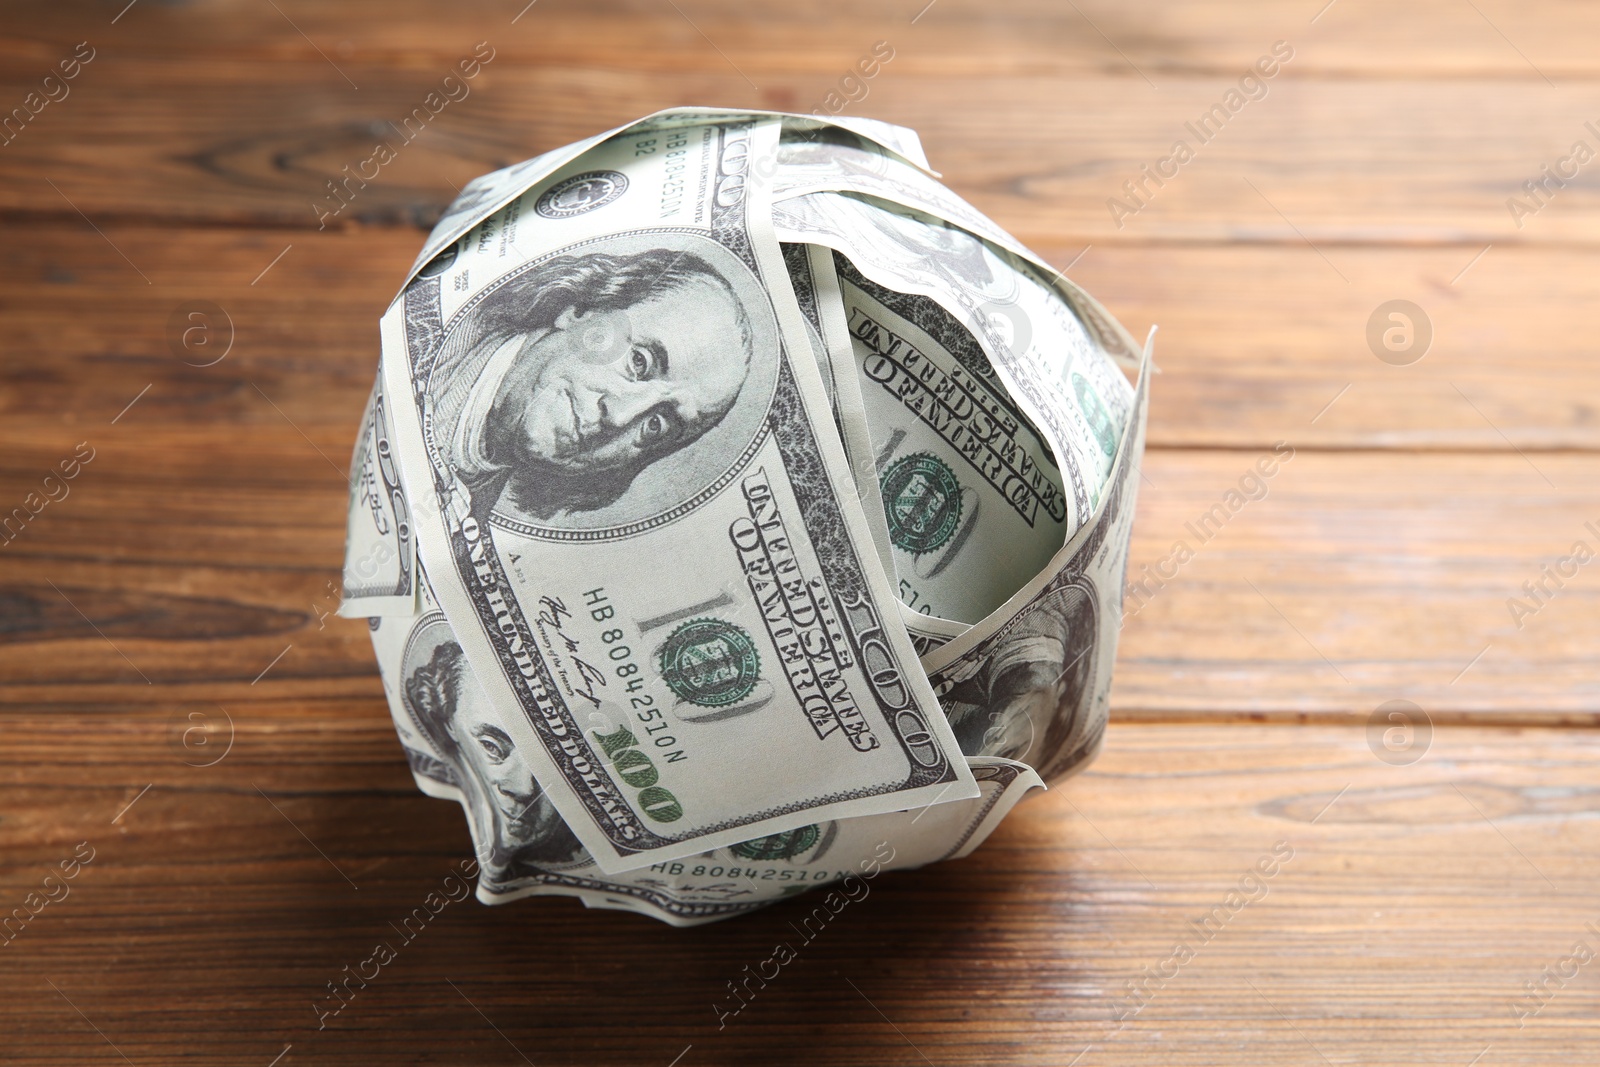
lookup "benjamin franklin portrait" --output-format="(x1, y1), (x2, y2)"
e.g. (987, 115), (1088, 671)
(935, 578), (1101, 784)
(403, 627), (588, 873)
(426, 241), (777, 527)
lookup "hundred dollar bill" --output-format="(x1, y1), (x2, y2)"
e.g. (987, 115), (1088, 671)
(787, 235), (1075, 643)
(801, 113), (931, 171)
(780, 241), (895, 575)
(898, 599), (966, 657)
(774, 127), (1028, 264)
(368, 566), (596, 898)
(769, 128), (1140, 367)
(369, 568), (1040, 925)
(378, 117), (977, 874)
(569, 757), (1040, 926)
(836, 253), (1073, 626)
(927, 340), (1151, 782)
(774, 177), (1149, 781)
(370, 565), (470, 790)
(338, 372), (417, 617)
(780, 244), (838, 414)
(405, 108), (933, 289)
(771, 190), (1134, 542)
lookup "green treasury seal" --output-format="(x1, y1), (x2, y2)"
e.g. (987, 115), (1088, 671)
(659, 617), (761, 708)
(729, 823), (821, 861)
(881, 452), (963, 555)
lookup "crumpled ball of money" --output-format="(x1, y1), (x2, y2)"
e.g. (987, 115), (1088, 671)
(341, 108), (1149, 925)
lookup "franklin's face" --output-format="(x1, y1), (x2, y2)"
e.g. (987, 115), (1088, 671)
(447, 682), (548, 845)
(488, 276), (747, 477)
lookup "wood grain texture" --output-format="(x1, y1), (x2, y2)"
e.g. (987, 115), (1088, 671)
(10, 0), (1600, 77)
(3, 721), (1598, 1066)
(7, 64), (1600, 244)
(0, 0), (1594, 1064)
(4, 443), (1596, 719)
(5, 224), (1597, 450)
(1118, 450), (1600, 719)
(2, 0), (1599, 242)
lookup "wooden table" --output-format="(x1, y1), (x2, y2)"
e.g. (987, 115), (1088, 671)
(3, 1), (1596, 1063)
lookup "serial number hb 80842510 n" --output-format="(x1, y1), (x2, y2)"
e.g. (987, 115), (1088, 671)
(645, 863), (858, 882)
(582, 587), (687, 767)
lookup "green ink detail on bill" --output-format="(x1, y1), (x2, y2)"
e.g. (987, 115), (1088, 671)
(658, 617), (761, 708)
(880, 452), (963, 554)
(729, 824), (821, 861)
(1073, 371), (1117, 458)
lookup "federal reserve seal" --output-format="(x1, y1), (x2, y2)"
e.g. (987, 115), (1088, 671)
(881, 452), (963, 555)
(729, 824), (820, 861)
(658, 617), (761, 708)
(534, 170), (629, 218)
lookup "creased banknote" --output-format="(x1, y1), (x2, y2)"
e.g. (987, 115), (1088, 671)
(338, 371), (417, 617)
(771, 192), (1133, 621)
(405, 108), (934, 288)
(780, 241), (895, 576)
(369, 565), (1041, 924)
(836, 255), (1071, 626)
(769, 127), (1140, 368)
(347, 106), (1153, 916)
(927, 339), (1150, 782)
(378, 117), (977, 874)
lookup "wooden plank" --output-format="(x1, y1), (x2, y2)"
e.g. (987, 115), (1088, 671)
(3, 54), (1599, 242)
(4, 224), (1597, 450)
(1058, 240), (1600, 450)
(1117, 450), (1600, 719)
(2, 225), (1590, 716)
(3, 441), (1595, 718)
(1, 720), (1596, 1065)
(10, 0), (1600, 79)
(3, 3), (1594, 1066)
